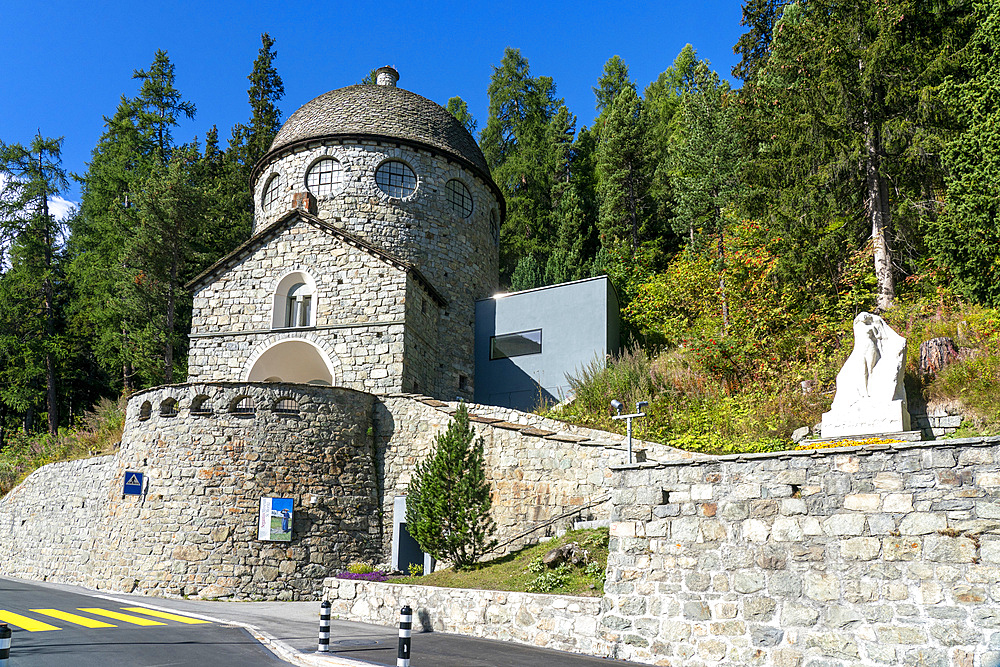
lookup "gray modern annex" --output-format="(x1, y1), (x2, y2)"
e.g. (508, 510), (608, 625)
(474, 275), (621, 411)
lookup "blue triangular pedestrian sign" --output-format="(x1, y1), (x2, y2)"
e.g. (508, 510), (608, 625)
(124, 471), (144, 495)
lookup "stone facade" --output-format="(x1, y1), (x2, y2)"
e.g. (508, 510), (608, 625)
(603, 437), (1000, 666)
(1, 386), (687, 599)
(188, 215), (442, 395)
(0, 383), (382, 599)
(244, 88), (500, 401)
(322, 577), (606, 656)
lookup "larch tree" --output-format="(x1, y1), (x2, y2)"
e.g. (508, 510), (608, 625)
(0, 134), (69, 434)
(481, 48), (575, 281)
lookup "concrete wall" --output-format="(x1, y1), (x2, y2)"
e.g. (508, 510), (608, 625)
(322, 577), (607, 657)
(603, 437), (1000, 666)
(474, 276), (621, 411)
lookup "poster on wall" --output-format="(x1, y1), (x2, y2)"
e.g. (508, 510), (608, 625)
(258, 497), (293, 542)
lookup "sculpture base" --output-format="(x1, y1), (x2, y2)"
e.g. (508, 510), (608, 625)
(821, 400), (910, 439)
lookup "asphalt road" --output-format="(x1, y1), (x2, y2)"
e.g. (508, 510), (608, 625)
(1, 577), (645, 667)
(0, 578), (286, 667)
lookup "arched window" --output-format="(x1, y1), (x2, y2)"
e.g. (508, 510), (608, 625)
(274, 397), (299, 414)
(375, 161), (417, 198)
(306, 158), (344, 197)
(272, 272), (317, 329)
(231, 396), (255, 415)
(160, 398), (178, 417)
(139, 401), (152, 421)
(445, 179), (473, 217)
(190, 395), (212, 415)
(262, 174), (281, 211)
(285, 282), (313, 328)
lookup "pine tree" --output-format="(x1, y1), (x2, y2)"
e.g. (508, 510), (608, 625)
(926, 0), (997, 304)
(596, 86), (648, 253)
(220, 33), (285, 247)
(405, 403), (497, 570)
(749, 0), (965, 310)
(0, 134), (69, 434)
(670, 63), (743, 332)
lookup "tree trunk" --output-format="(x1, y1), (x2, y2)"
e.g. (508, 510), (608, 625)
(862, 68), (894, 311)
(919, 337), (959, 377)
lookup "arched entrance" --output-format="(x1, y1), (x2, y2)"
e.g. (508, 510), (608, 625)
(246, 339), (335, 385)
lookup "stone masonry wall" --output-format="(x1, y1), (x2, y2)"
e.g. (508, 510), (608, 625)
(253, 140), (500, 401)
(190, 219), (423, 393)
(321, 577), (606, 657)
(376, 396), (695, 558)
(0, 383), (382, 600)
(603, 437), (1000, 666)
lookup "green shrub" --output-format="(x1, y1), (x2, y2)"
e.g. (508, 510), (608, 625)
(406, 403), (497, 570)
(346, 561), (374, 575)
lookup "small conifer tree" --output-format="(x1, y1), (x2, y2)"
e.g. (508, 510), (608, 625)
(405, 403), (497, 570)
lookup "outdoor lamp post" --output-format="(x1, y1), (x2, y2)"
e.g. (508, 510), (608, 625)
(611, 400), (648, 464)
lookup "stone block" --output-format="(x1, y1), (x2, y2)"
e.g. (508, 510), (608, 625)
(981, 540), (1000, 564)
(745, 596), (776, 621)
(742, 518), (770, 543)
(882, 493), (913, 513)
(805, 632), (859, 659)
(877, 626), (928, 644)
(924, 536), (977, 563)
(899, 512), (946, 535)
(822, 513), (866, 536)
(734, 572), (766, 594)
(804, 573), (840, 601)
(844, 494), (881, 512)
(841, 537), (880, 560)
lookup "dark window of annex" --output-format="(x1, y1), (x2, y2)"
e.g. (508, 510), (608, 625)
(490, 329), (542, 360)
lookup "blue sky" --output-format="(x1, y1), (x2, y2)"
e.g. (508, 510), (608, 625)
(2, 0), (746, 206)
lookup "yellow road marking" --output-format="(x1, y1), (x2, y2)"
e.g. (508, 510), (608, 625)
(31, 609), (117, 628)
(76, 608), (167, 626)
(0, 611), (61, 632)
(120, 607), (211, 624)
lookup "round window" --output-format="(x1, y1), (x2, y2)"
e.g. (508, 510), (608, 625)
(375, 161), (417, 198)
(306, 158), (345, 197)
(262, 174), (281, 211)
(445, 179), (473, 217)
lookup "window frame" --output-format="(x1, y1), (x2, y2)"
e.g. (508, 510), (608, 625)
(374, 160), (417, 199)
(262, 174), (282, 211)
(305, 157), (345, 197)
(445, 178), (473, 217)
(489, 329), (543, 360)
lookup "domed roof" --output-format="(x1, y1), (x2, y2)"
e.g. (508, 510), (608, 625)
(268, 84), (488, 174)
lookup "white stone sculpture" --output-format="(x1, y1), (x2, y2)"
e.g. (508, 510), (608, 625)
(821, 311), (910, 438)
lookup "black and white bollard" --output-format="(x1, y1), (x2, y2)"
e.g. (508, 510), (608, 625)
(318, 600), (331, 653)
(397, 605), (412, 667)
(0, 623), (11, 667)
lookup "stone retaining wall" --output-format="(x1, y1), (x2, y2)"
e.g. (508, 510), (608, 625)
(321, 577), (607, 657)
(376, 396), (694, 557)
(1, 382), (383, 600)
(603, 437), (1000, 666)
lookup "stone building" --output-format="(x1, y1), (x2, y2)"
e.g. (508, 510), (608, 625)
(187, 66), (503, 400)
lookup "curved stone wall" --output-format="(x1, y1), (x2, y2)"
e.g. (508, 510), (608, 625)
(0, 382), (381, 600)
(253, 140), (500, 399)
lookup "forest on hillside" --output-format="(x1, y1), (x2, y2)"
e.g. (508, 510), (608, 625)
(1, 0), (999, 454)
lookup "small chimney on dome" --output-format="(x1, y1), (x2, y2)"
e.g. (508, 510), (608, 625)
(375, 66), (399, 87)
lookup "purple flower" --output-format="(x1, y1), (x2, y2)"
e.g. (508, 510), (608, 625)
(335, 571), (389, 582)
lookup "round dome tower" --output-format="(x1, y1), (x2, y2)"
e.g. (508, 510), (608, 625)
(249, 69), (501, 399)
